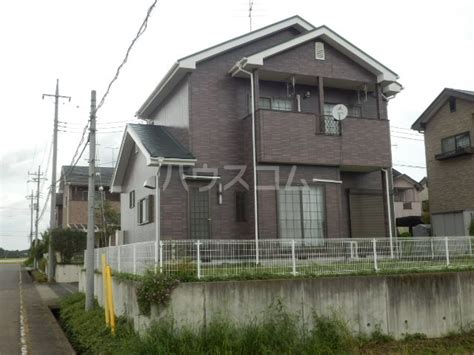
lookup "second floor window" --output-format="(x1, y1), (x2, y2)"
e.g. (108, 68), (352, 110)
(129, 190), (135, 209)
(138, 195), (153, 225)
(441, 132), (470, 153)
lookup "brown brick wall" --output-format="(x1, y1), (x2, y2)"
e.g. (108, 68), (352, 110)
(424, 98), (474, 214)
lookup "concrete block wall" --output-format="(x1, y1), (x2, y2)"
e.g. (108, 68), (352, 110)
(80, 271), (474, 339)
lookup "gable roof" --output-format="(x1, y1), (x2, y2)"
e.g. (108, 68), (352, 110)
(111, 124), (196, 192)
(60, 166), (115, 187)
(411, 88), (474, 131)
(392, 168), (422, 190)
(230, 25), (400, 88)
(136, 16), (314, 119)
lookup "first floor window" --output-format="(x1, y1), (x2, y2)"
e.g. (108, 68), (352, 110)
(277, 186), (325, 241)
(138, 195), (153, 225)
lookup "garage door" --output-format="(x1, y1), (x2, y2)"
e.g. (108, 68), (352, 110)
(349, 190), (386, 238)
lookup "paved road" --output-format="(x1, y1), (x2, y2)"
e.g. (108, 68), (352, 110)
(0, 264), (21, 355)
(0, 264), (75, 355)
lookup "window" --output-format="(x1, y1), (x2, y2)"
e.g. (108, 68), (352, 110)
(272, 98), (293, 111)
(137, 195), (153, 225)
(259, 97), (271, 110)
(403, 202), (412, 210)
(277, 186), (325, 241)
(129, 190), (135, 209)
(449, 97), (456, 113)
(441, 132), (471, 153)
(235, 191), (247, 222)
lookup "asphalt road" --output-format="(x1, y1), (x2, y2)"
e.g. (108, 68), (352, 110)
(0, 264), (21, 355)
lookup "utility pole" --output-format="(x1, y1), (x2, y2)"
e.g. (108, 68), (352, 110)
(85, 90), (97, 311)
(25, 190), (34, 246)
(28, 166), (45, 269)
(43, 79), (71, 282)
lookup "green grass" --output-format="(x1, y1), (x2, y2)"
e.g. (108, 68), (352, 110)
(30, 269), (48, 283)
(59, 293), (474, 355)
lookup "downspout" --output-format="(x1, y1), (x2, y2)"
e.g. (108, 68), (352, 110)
(381, 168), (394, 258)
(155, 158), (164, 272)
(234, 60), (259, 264)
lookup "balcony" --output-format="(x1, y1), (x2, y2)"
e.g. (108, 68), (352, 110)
(253, 109), (391, 168)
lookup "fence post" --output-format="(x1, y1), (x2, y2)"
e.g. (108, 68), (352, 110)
(133, 244), (137, 275)
(159, 241), (163, 274)
(469, 237), (473, 257)
(154, 240), (158, 274)
(196, 240), (201, 279)
(445, 237), (450, 266)
(117, 246), (121, 273)
(430, 238), (435, 260)
(372, 239), (379, 271)
(291, 239), (296, 276)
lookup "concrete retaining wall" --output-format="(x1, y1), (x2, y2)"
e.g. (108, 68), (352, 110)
(79, 271), (474, 338)
(55, 264), (82, 283)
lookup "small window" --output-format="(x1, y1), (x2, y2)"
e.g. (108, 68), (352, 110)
(129, 190), (135, 209)
(315, 42), (325, 60)
(236, 191), (247, 222)
(449, 97), (456, 113)
(138, 195), (153, 225)
(403, 202), (412, 210)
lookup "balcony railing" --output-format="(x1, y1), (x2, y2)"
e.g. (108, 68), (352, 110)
(320, 115), (341, 136)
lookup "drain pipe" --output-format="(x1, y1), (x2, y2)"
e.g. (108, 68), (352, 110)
(155, 158), (164, 272)
(381, 168), (394, 258)
(233, 59), (259, 264)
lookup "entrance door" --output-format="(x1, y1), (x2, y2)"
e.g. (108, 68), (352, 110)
(190, 188), (211, 239)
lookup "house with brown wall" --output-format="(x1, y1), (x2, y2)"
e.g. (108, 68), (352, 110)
(112, 16), (402, 244)
(412, 88), (474, 236)
(57, 166), (120, 230)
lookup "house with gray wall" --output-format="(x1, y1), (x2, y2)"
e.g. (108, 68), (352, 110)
(112, 16), (402, 244)
(392, 169), (423, 234)
(412, 88), (474, 236)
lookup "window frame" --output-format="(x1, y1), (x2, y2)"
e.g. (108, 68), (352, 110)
(277, 185), (326, 241)
(441, 132), (471, 154)
(137, 195), (153, 225)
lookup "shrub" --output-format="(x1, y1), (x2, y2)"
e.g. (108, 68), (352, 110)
(135, 270), (180, 316)
(469, 218), (474, 236)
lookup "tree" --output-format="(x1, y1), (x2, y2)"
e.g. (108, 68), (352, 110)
(95, 199), (120, 247)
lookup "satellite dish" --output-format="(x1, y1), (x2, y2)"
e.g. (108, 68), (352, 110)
(332, 104), (348, 121)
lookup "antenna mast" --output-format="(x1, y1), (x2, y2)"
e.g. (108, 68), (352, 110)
(249, 0), (254, 31)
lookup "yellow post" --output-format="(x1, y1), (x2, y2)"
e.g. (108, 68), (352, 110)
(101, 254), (109, 325)
(106, 265), (116, 335)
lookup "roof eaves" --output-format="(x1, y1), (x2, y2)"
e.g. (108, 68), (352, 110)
(411, 88), (474, 131)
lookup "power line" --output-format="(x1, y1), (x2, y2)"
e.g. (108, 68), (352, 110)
(394, 163), (426, 169)
(95, 0), (158, 113)
(59, 0), (158, 186)
(391, 135), (424, 142)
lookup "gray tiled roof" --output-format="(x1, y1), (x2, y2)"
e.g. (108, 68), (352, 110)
(61, 166), (115, 186)
(129, 124), (194, 160)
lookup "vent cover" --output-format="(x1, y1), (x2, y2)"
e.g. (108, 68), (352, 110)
(315, 42), (325, 60)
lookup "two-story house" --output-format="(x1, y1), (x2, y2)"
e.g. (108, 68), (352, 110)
(112, 16), (402, 244)
(57, 165), (120, 230)
(412, 88), (474, 236)
(392, 169), (423, 234)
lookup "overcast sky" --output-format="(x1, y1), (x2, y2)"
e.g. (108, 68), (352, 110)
(0, 0), (472, 250)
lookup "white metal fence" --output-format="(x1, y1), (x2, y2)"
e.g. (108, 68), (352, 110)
(91, 236), (474, 279)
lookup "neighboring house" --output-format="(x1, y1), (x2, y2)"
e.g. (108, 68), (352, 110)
(412, 88), (474, 236)
(392, 169), (423, 234)
(418, 177), (429, 203)
(56, 166), (120, 230)
(112, 16), (402, 244)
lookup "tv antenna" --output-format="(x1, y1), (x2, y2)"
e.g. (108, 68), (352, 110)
(249, 0), (255, 31)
